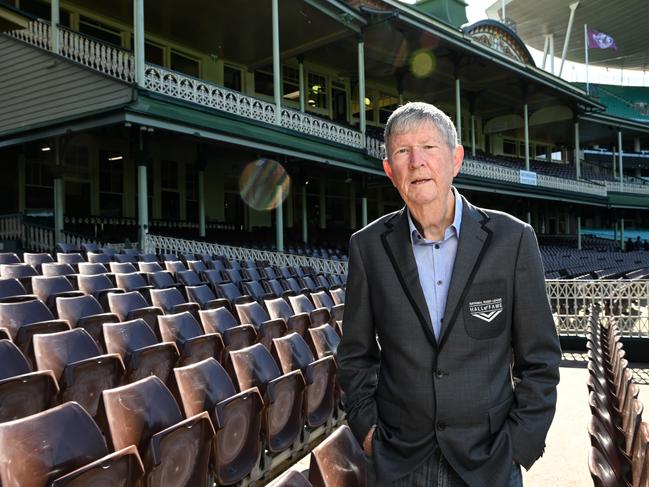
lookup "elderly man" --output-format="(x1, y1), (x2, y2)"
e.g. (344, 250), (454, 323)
(338, 102), (561, 486)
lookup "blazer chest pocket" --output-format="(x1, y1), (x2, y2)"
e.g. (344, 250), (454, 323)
(463, 280), (507, 339)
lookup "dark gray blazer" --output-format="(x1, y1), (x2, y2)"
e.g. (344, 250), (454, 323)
(337, 195), (561, 486)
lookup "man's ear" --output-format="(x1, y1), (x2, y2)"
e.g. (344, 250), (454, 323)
(383, 158), (394, 184)
(453, 145), (464, 177)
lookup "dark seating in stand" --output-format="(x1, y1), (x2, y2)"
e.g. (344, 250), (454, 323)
(77, 273), (124, 312)
(158, 311), (224, 366)
(0, 263), (38, 292)
(186, 284), (230, 310)
(0, 252), (21, 264)
(31, 275), (84, 315)
(115, 272), (154, 303)
(306, 324), (341, 359)
(78, 262), (109, 275)
(108, 291), (164, 339)
(0, 277), (34, 303)
(56, 294), (120, 348)
(308, 424), (366, 487)
(265, 296), (310, 337)
(23, 252), (54, 272)
(150, 287), (200, 319)
(199, 307), (257, 355)
(235, 300), (287, 350)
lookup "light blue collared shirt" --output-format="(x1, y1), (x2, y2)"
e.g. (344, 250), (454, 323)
(407, 187), (463, 341)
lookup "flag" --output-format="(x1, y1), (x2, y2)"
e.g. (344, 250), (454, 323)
(587, 28), (617, 50)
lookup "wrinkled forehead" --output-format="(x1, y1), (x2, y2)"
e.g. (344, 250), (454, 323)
(388, 120), (444, 144)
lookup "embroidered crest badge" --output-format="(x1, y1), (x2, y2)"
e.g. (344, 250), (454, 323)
(469, 297), (503, 323)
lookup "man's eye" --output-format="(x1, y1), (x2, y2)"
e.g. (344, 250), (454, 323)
(423, 145), (435, 150)
(396, 148), (409, 154)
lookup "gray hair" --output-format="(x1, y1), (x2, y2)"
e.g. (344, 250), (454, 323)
(383, 102), (458, 159)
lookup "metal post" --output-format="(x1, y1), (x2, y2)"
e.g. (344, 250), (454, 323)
(358, 35), (366, 139)
(298, 57), (306, 113)
(53, 138), (64, 244)
(361, 196), (368, 227)
(272, 0), (281, 125)
(138, 164), (148, 248)
(612, 145), (617, 178)
(524, 103), (530, 171)
(301, 185), (308, 243)
(349, 184), (357, 230)
(549, 34), (555, 74)
(559, 2), (580, 77)
(620, 218), (625, 250)
(276, 186), (284, 252)
(618, 130), (624, 191)
(527, 211), (532, 225)
(319, 181), (326, 229)
(133, 0), (145, 88)
(500, 0), (506, 21)
(577, 216), (582, 250)
(455, 78), (462, 144)
(574, 121), (581, 179)
(634, 137), (641, 152)
(51, 0), (60, 54)
(471, 114), (476, 157)
(399, 93), (404, 106)
(584, 24), (589, 94)
(198, 170), (205, 238)
(542, 35), (550, 69)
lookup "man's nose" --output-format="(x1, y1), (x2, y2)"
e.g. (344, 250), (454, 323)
(408, 147), (426, 168)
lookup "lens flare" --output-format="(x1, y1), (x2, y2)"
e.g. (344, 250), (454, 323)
(239, 158), (290, 211)
(410, 49), (436, 79)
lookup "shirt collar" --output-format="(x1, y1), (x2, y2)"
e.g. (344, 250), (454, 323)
(408, 186), (463, 244)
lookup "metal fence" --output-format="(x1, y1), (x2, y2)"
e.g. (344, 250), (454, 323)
(546, 279), (649, 337)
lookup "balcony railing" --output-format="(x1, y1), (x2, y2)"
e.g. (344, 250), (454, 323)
(594, 180), (649, 195)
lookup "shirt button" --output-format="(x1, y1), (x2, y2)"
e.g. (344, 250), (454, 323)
(436, 422), (446, 431)
(434, 244), (440, 249)
(437, 280), (443, 286)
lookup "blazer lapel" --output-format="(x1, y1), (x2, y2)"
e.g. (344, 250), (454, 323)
(438, 198), (492, 349)
(380, 207), (437, 348)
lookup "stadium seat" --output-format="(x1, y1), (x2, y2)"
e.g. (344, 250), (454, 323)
(108, 291), (164, 339)
(150, 287), (200, 319)
(56, 294), (119, 348)
(87, 251), (113, 264)
(0, 252), (21, 265)
(56, 243), (80, 254)
(306, 324), (341, 359)
(23, 252), (54, 272)
(187, 260), (207, 274)
(100, 376), (214, 486)
(165, 260), (187, 276)
(272, 332), (336, 428)
(114, 253), (138, 264)
(0, 263), (38, 292)
(330, 287), (345, 305)
(265, 296), (310, 337)
(42, 262), (77, 278)
(174, 358), (264, 485)
(589, 446), (623, 487)
(631, 421), (649, 487)
(78, 262), (109, 275)
(138, 261), (163, 273)
(202, 268), (229, 288)
(242, 279), (276, 303)
(308, 425), (366, 487)
(0, 339), (58, 422)
(103, 318), (179, 384)
(0, 277), (34, 303)
(215, 282), (254, 306)
(235, 301), (287, 350)
(31, 275), (84, 315)
(158, 311), (224, 366)
(115, 272), (154, 303)
(33, 328), (124, 416)
(185, 284), (229, 310)
(77, 273), (124, 312)
(57, 252), (85, 271)
(110, 261), (138, 274)
(0, 402), (144, 487)
(139, 253), (159, 263)
(199, 307), (257, 355)
(272, 470), (313, 486)
(229, 343), (305, 453)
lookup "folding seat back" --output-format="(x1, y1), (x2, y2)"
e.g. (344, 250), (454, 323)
(300, 275), (320, 292)
(307, 324), (341, 359)
(236, 301), (287, 350)
(588, 447), (623, 487)
(308, 425), (366, 487)
(216, 282), (252, 304)
(1, 263), (38, 292)
(110, 261), (137, 274)
(159, 253), (177, 262)
(101, 376), (214, 487)
(81, 242), (101, 254)
(0, 339), (58, 422)
(57, 252), (85, 267)
(264, 278), (289, 297)
(265, 297), (310, 336)
(138, 253), (158, 263)
(186, 284), (227, 310)
(148, 270), (178, 288)
(165, 260), (186, 275)
(227, 259), (241, 270)
(179, 253), (196, 266)
(32, 275), (84, 313)
(150, 287), (199, 318)
(139, 261), (163, 273)
(177, 269), (203, 287)
(282, 277), (303, 294)
(273, 471), (313, 486)
(56, 243), (80, 254)
(115, 272), (150, 291)
(77, 273), (123, 311)
(202, 268), (227, 286)
(101, 247), (118, 257)
(78, 262), (109, 275)
(174, 358), (264, 485)
(263, 266), (278, 279)
(0, 252), (20, 264)
(289, 294), (315, 314)
(242, 279), (273, 302)
(86, 252), (113, 264)
(330, 287), (345, 305)
(24, 252), (54, 272)
(631, 421), (649, 487)
(199, 307), (257, 353)
(122, 249), (141, 257)
(114, 253), (138, 264)
(187, 260), (207, 274)
(243, 267), (263, 281)
(223, 268), (244, 286)
(311, 290), (334, 310)
(33, 328), (124, 416)
(158, 311), (224, 366)
(42, 262), (76, 277)
(278, 266), (295, 279)
(208, 259), (227, 272)
(0, 401), (144, 487)
(229, 343), (305, 452)
(315, 274), (331, 290)
(0, 277), (33, 302)
(56, 294), (120, 347)
(108, 291), (163, 338)
(103, 319), (178, 384)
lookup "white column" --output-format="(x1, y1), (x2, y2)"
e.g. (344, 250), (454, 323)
(455, 79), (462, 144)
(319, 181), (326, 229)
(524, 103), (530, 171)
(358, 36), (366, 139)
(399, 93), (404, 106)
(138, 163), (148, 248)
(527, 211), (532, 225)
(275, 186), (284, 252)
(559, 2), (580, 77)
(349, 183), (357, 230)
(272, 0), (281, 125)
(301, 185), (308, 243)
(634, 136), (641, 152)
(361, 196), (368, 227)
(620, 218), (625, 250)
(298, 57), (306, 113)
(574, 121), (581, 179)
(133, 0), (145, 88)
(53, 139), (64, 244)
(549, 34), (555, 74)
(618, 130), (624, 191)
(51, 0), (60, 54)
(612, 145), (617, 178)
(577, 215), (582, 250)
(198, 170), (205, 238)
(471, 114), (476, 157)
(542, 35), (550, 69)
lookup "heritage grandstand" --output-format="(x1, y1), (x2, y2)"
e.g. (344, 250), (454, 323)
(0, 0), (648, 485)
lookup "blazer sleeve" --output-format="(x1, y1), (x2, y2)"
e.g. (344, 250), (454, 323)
(337, 234), (380, 444)
(507, 224), (562, 469)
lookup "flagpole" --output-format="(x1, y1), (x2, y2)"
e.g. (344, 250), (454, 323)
(584, 24), (589, 94)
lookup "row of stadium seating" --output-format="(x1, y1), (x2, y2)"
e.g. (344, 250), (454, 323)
(587, 311), (649, 486)
(541, 247), (649, 279)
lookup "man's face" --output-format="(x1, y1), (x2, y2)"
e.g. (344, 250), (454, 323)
(383, 121), (464, 210)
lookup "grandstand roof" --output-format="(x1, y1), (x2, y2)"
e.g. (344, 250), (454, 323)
(486, 0), (649, 71)
(0, 3), (30, 32)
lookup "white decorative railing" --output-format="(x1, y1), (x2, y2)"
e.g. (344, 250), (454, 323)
(546, 279), (649, 337)
(9, 21), (134, 82)
(144, 64), (364, 149)
(366, 135), (384, 159)
(0, 214), (23, 242)
(144, 234), (349, 275)
(595, 180), (649, 195)
(536, 173), (607, 197)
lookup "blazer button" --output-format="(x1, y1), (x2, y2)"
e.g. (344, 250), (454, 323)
(436, 422), (446, 431)
(435, 370), (445, 379)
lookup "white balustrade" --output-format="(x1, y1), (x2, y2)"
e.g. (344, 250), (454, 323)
(594, 180), (649, 195)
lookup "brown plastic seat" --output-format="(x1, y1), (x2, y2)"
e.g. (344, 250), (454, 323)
(42, 262), (76, 278)
(23, 252), (54, 272)
(77, 273), (124, 311)
(56, 243), (80, 253)
(0, 263), (38, 292)
(159, 253), (178, 262)
(86, 251), (113, 264)
(215, 282), (254, 305)
(81, 243), (101, 254)
(158, 311), (224, 366)
(33, 328), (124, 416)
(186, 284), (230, 310)
(103, 318), (179, 384)
(242, 279), (276, 303)
(223, 269), (245, 288)
(150, 287), (200, 319)
(0, 252), (21, 264)
(307, 324), (341, 360)
(56, 294), (120, 348)
(77, 262), (109, 275)
(139, 253), (158, 262)
(308, 424), (367, 487)
(587, 414), (631, 482)
(0, 277), (35, 303)
(631, 421), (649, 487)
(282, 277), (307, 295)
(235, 301), (287, 350)
(108, 290), (164, 339)
(589, 446), (624, 487)
(165, 260), (187, 276)
(0, 339), (58, 422)
(187, 260), (207, 274)
(57, 252), (85, 271)
(264, 278), (294, 299)
(0, 401), (144, 487)
(147, 269), (181, 288)
(330, 287), (345, 305)
(265, 296), (310, 336)
(273, 470), (313, 486)
(174, 358), (264, 485)
(229, 343), (305, 453)
(176, 269), (203, 287)
(115, 272), (154, 303)
(202, 268), (228, 288)
(31, 275), (84, 315)
(272, 332), (336, 428)
(0, 298), (70, 358)
(199, 306), (257, 354)
(289, 293), (317, 315)
(311, 290), (335, 310)
(623, 398), (644, 456)
(100, 376), (214, 486)
(109, 261), (138, 273)
(139, 261), (163, 273)
(114, 253), (138, 264)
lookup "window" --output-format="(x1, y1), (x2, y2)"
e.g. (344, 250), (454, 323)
(535, 145), (548, 160)
(64, 146), (89, 181)
(224, 65), (243, 91)
(19, 0), (70, 27)
(170, 50), (200, 78)
(186, 163), (198, 221)
(307, 72), (327, 109)
(352, 92), (373, 121)
(378, 93), (399, 125)
(254, 70), (274, 96)
(283, 65), (300, 101)
(79, 16), (121, 47)
(551, 147), (563, 161)
(160, 160), (179, 220)
(145, 42), (164, 66)
(503, 139), (517, 156)
(99, 151), (123, 217)
(160, 160), (178, 190)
